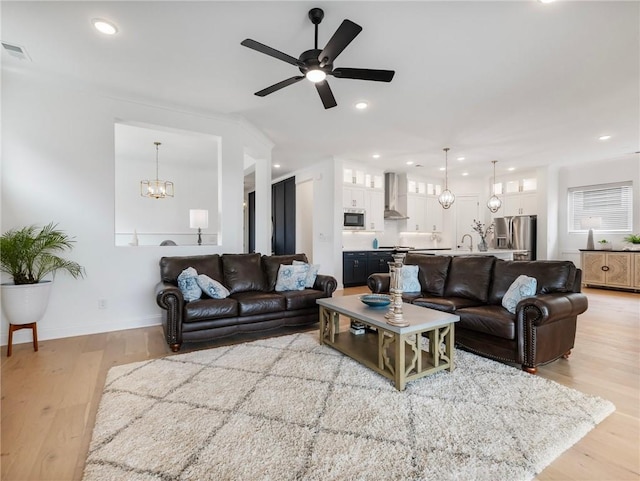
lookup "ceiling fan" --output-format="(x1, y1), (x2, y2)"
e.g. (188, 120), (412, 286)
(241, 7), (395, 109)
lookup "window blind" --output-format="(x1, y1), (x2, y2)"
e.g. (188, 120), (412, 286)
(568, 181), (633, 232)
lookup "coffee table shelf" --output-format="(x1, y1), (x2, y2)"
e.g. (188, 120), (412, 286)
(317, 295), (459, 390)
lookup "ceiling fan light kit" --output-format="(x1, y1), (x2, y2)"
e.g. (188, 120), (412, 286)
(241, 7), (395, 109)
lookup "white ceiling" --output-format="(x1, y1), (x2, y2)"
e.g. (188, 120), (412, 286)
(3, 1), (639, 179)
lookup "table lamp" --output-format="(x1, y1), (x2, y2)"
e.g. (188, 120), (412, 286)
(189, 209), (209, 245)
(581, 216), (601, 250)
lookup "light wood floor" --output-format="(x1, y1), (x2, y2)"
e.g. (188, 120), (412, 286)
(1, 287), (639, 481)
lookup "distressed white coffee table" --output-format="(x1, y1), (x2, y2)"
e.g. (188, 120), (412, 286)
(317, 295), (459, 391)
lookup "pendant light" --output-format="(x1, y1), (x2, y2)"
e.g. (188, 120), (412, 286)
(438, 147), (455, 209)
(140, 141), (174, 199)
(487, 160), (502, 213)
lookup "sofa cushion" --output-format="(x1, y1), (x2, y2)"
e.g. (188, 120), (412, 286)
(412, 296), (483, 313)
(160, 254), (223, 284)
(196, 274), (230, 299)
(457, 305), (516, 340)
(488, 260), (577, 305)
(404, 253), (451, 296)
(275, 264), (309, 291)
(444, 256), (496, 302)
(502, 275), (537, 314)
(230, 291), (286, 316)
(177, 267), (202, 302)
(222, 253), (268, 294)
(292, 260), (320, 288)
(278, 289), (326, 310)
(184, 298), (238, 322)
(262, 254), (309, 291)
(401, 265), (421, 292)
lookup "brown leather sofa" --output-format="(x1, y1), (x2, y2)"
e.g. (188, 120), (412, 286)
(367, 253), (588, 373)
(155, 253), (337, 351)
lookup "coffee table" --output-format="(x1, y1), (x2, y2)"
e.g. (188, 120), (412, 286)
(316, 295), (459, 391)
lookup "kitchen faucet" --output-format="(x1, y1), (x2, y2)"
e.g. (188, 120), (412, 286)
(460, 234), (473, 251)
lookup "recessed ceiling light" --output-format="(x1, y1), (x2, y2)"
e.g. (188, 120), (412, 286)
(273, 164), (281, 168)
(598, 135), (611, 141)
(92, 18), (118, 35)
(457, 157), (465, 161)
(462, 172), (469, 176)
(406, 161), (414, 165)
(508, 167), (516, 171)
(439, 167), (445, 171)
(355, 101), (368, 110)
(372, 153), (380, 159)
(539, 0), (556, 3)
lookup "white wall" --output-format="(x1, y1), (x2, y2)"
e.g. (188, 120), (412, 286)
(295, 180), (314, 260)
(558, 156), (640, 266)
(1, 70), (273, 345)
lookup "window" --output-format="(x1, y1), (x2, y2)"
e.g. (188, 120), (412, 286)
(568, 181), (633, 232)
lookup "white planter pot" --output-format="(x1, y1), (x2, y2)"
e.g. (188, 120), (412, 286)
(1, 281), (53, 325)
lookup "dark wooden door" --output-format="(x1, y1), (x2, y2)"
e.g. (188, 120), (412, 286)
(248, 191), (255, 253)
(272, 177), (296, 255)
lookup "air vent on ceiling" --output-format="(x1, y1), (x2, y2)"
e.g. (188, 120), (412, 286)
(2, 42), (31, 61)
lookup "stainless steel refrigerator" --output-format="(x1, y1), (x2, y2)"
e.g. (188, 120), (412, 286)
(494, 215), (537, 260)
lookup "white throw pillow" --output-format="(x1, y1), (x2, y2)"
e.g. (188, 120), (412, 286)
(177, 267), (202, 302)
(275, 264), (309, 292)
(502, 275), (537, 314)
(292, 260), (320, 288)
(401, 265), (421, 292)
(196, 274), (230, 299)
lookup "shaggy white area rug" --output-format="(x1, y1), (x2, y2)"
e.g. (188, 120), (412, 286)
(83, 331), (614, 481)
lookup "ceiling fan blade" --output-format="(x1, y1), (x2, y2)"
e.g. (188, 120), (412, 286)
(332, 68), (395, 82)
(241, 39), (301, 67)
(255, 76), (304, 97)
(315, 81), (337, 109)
(318, 20), (362, 66)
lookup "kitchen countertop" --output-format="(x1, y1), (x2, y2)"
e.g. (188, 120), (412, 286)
(342, 247), (453, 252)
(579, 249), (640, 253)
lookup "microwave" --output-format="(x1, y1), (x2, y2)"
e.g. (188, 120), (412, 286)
(343, 209), (366, 230)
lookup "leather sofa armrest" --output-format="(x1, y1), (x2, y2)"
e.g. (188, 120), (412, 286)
(155, 281), (184, 351)
(518, 293), (588, 327)
(155, 281), (184, 310)
(313, 274), (338, 297)
(367, 273), (390, 293)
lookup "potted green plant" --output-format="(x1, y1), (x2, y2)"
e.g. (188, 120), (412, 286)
(623, 234), (640, 250)
(597, 239), (612, 250)
(1, 223), (85, 326)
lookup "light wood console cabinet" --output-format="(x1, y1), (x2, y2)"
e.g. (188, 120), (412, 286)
(581, 250), (640, 291)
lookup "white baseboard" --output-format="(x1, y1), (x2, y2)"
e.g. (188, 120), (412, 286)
(1, 314), (163, 346)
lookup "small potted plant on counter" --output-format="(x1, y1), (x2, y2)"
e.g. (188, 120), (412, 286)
(597, 239), (612, 250)
(623, 234), (640, 250)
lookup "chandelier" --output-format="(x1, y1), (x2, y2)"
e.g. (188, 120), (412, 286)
(438, 147), (455, 209)
(487, 160), (502, 213)
(140, 141), (174, 199)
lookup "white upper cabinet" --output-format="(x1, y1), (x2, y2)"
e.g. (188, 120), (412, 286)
(426, 196), (444, 232)
(343, 186), (366, 209)
(366, 190), (385, 231)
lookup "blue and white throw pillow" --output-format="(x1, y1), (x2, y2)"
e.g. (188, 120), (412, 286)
(196, 274), (230, 299)
(177, 267), (202, 302)
(502, 275), (537, 314)
(275, 264), (309, 292)
(292, 260), (320, 288)
(401, 265), (422, 292)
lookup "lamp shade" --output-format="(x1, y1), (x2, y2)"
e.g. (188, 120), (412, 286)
(189, 209), (209, 229)
(580, 217), (602, 230)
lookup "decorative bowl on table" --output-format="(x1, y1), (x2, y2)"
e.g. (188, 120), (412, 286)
(359, 294), (392, 308)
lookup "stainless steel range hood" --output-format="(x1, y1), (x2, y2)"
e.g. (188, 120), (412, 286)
(384, 173), (409, 220)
